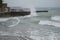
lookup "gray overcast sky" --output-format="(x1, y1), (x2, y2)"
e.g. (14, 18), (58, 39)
(3, 0), (60, 8)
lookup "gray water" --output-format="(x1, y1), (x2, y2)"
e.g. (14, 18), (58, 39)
(0, 9), (60, 40)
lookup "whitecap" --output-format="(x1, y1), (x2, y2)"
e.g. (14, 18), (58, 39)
(39, 20), (52, 25)
(52, 21), (60, 27)
(39, 20), (60, 27)
(51, 16), (60, 21)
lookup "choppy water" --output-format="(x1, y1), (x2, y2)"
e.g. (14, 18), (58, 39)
(0, 9), (60, 40)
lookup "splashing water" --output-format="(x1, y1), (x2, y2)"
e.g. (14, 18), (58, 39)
(24, 5), (37, 17)
(30, 6), (37, 16)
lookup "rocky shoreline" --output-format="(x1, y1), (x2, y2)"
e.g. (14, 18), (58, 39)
(0, 11), (30, 17)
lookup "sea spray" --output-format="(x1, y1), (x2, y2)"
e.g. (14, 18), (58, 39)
(24, 5), (37, 17)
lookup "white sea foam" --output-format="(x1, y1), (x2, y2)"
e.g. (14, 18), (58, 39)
(29, 30), (57, 40)
(51, 16), (60, 27)
(39, 20), (52, 25)
(24, 15), (32, 17)
(52, 21), (60, 27)
(30, 36), (41, 40)
(51, 16), (60, 21)
(0, 18), (9, 22)
(29, 30), (41, 40)
(0, 17), (20, 27)
(8, 17), (20, 27)
(39, 20), (60, 27)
